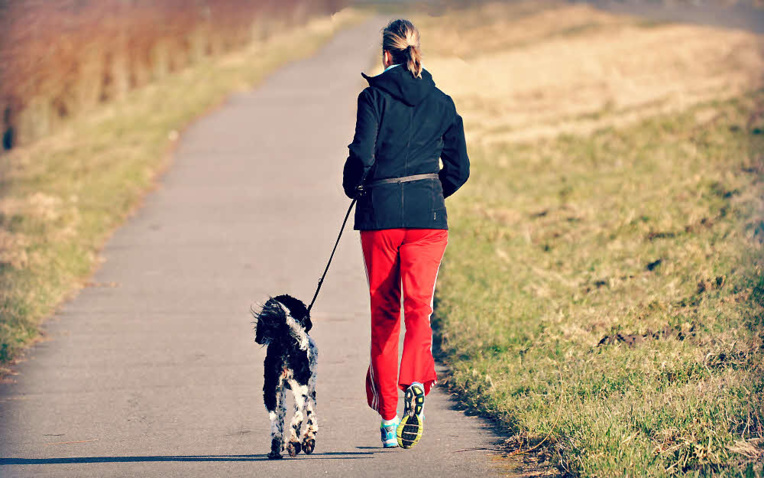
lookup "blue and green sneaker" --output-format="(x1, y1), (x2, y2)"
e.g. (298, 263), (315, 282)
(397, 382), (425, 449)
(380, 416), (400, 448)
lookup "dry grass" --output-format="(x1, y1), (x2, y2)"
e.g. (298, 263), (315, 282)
(437, 92), (764, 478)
(411, 2), (764, 476)
(0, 0), (345, 147)
(0, 8), (368, 368)
(417, 1), (764, 145)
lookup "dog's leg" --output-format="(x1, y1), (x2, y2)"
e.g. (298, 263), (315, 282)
(286, 380), (308, 457)
(272, 382), (287, 458)
(302, 388), (317, 454)
(264, 354), (286, 459)
(302, 339), (319, 454)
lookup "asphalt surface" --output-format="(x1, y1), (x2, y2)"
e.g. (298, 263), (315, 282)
(0, 17), (503, 478)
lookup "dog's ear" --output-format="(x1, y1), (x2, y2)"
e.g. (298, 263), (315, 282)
(253, 298), (286, 345)
(274, 294), (311, 332)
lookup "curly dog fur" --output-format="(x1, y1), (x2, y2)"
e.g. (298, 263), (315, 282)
(252, 294), (318, 459)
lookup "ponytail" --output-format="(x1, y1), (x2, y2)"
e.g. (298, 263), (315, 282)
(383, 19), (423, 79)
(406, 45), (423, 79)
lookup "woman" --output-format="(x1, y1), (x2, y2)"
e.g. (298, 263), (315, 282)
(342, 19), (470, 449)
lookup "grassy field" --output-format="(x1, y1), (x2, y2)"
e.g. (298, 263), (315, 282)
(1, 1), (342, 146)
(0, 9), (365, 370)
(414, 2), (764, 476)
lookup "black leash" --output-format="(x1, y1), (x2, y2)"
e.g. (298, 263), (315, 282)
(305, 173), (438, 313)
(307, 198), (357, 314)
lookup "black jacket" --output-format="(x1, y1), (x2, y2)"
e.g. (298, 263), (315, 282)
(342, 66), (470, 230)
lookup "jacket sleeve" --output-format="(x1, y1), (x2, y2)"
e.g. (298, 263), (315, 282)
(343, 89), (379, 198)
(439, 104), (470, 198)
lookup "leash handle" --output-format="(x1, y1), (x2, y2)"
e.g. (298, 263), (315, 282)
(307, 198), (357, 313)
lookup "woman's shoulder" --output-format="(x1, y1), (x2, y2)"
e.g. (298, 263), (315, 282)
(432, 87), (456, 107)
(355, 87), (384, 115)
(357, 71), (457, 118)
(425, 85), (458, 120)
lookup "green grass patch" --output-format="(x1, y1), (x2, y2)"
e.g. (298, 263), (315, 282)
(436, 92), (764, 476)
(0, 11), (366, 369)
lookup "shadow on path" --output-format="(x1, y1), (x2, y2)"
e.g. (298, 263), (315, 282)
(0, 451), (374, 465)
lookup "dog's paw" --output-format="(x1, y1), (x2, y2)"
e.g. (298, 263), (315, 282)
(268, 437), (283, 459)
(287, 440), (302, 457)
(302, 437), (315, 455)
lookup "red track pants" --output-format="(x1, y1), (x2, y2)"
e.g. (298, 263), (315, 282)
(361, 228), (448, 421)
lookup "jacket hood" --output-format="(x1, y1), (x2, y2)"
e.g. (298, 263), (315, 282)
(362, 66), (435, 106)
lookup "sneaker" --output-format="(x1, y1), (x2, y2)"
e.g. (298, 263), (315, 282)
(380, 416), (400, 448)
(397, 382), (425, 449)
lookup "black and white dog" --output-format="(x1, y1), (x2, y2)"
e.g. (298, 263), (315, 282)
(252, 294), (318, 459)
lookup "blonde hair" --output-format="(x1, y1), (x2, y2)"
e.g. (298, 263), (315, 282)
(382, 19), (422, 79)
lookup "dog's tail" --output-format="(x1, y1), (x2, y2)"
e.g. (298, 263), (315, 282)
(252, 297), (286, 345)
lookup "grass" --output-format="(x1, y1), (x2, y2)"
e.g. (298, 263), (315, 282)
(415, 1), (763, 146)
(403, 2), (764, 474)
(434, 92), (764, 476)
(0, 9), (367, 369)
(1, 1), (341, 146)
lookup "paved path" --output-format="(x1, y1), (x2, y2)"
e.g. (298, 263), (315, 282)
(0, 18), (502, 478)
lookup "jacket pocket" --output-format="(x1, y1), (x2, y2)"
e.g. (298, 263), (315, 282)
(357, 193), (375, 227)
(431, 179), (447, 222)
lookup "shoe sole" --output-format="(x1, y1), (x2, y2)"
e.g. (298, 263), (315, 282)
(397, 385), (425, 449)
